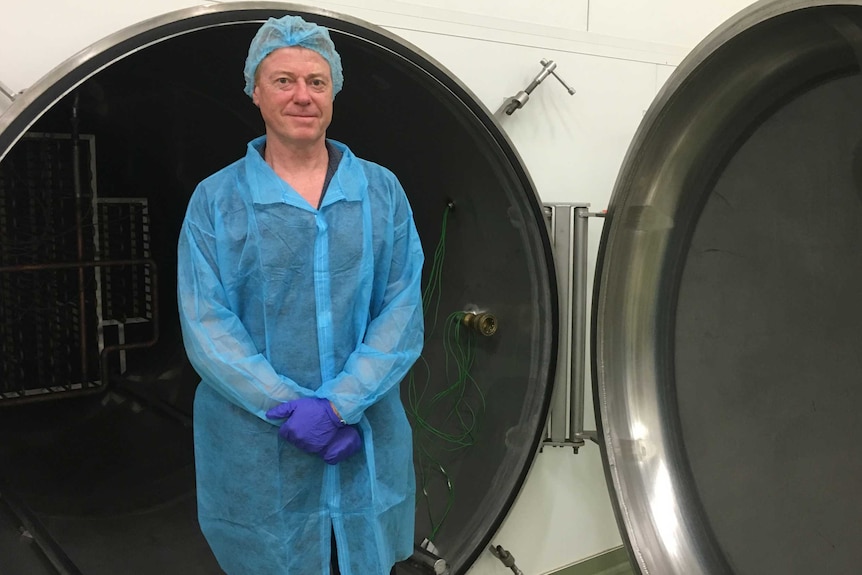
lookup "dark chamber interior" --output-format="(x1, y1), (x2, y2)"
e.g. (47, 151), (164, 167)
(673, 10), (862, 575)
(0, 17), (555, 575)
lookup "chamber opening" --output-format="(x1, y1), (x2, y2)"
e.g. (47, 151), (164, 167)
(0, 11), (555, 575)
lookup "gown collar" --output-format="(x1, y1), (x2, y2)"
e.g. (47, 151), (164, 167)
(246, 136), (366, 210)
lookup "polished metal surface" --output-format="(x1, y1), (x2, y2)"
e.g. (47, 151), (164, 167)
(594, 1), (862, 574)
(544, 204), (596, 451)
(545, 204), (579, 448)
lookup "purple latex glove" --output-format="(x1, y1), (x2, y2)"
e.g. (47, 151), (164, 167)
(321, 426), (362, 465)
(266, 398), (345, 454)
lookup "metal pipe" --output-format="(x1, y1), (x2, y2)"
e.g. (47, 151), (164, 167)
(569, 207), (588, 442)
(0, 258), (159, 405)
(70, 92), (89, 385)
(544, 205), (570, 446)
(99, 261), (159, 394)
(0, 258), (153, 274)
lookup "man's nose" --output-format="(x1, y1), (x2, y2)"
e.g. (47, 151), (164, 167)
(294, 80), (311, 103)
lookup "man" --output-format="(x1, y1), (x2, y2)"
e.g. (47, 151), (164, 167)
(177, 15), (424, 575)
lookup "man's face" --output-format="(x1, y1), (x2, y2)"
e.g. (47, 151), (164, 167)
(252, 46), (334, 148)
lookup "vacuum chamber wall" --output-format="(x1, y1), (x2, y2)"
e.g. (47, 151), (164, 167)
(0, 5), (557, 574)
(676, 67), (862, 575)
(594, 2), (862, 574)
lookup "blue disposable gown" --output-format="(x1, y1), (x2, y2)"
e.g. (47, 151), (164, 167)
(177, 136), (424, 575)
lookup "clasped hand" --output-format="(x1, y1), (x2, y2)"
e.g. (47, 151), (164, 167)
(266, 398), (362, 464)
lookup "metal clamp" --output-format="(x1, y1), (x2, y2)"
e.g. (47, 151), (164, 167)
(489, 544), (524, 575)
(502, 59), (576, 115)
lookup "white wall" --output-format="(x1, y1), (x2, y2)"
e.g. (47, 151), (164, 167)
(0, 1), (757, 573)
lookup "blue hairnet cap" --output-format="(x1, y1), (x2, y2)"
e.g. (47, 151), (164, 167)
(243, 15), (344, 98)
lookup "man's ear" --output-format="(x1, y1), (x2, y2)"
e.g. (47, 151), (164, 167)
(252, 85), (260, 107)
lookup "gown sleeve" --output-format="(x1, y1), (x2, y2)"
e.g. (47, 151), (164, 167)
(315, 179), (425, 424)
(177, 185), (313, 423)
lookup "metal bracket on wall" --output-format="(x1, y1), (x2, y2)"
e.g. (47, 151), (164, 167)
(0, 80), (16, 115)
(542, 204), (605, 453)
